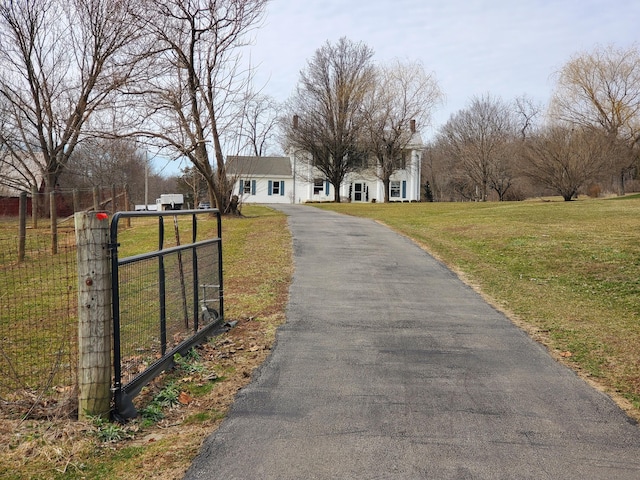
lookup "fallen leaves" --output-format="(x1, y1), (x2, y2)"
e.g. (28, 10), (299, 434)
(178, 392), (193, 405)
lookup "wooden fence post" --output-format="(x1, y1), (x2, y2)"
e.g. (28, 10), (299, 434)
(18, 191), (27, 262)
(31, 186), (38, 229)
(111, 184), (117, 212)
(124, 184), (131, 227)
(75, 211), (112, 420)
(50, 191), (58, 255)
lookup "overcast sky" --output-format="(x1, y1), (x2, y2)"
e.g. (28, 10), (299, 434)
(156, 0), (639, 174)
(248, 0), (639, 137)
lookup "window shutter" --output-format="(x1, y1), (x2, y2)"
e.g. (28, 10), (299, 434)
(238, 179), (243, 195)
(268, 180), (273, 196)
(251, 180), (256, 195)
(402, 180), (407, 199)
(325, 181), (330, 196)
(280, 181), (285, 196)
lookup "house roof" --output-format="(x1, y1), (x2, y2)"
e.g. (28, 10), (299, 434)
(226, 156), (291, 177)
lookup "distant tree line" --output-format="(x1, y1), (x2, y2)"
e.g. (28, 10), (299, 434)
(425, 45), (640, 202)
(283, 40), (640, 203)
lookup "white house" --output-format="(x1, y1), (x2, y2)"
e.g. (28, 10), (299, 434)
(226, 156), (294, 204)
(227, 129), (423, 204)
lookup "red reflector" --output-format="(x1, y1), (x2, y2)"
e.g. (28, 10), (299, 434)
(96, 213), (108, 220)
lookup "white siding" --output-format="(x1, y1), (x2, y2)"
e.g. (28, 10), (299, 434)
(235, 177), (291, 204)
(232, 146), (422, 204)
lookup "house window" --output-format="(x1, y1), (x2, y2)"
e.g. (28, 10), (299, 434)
(239, 179), (256, 195)
(268, 180), (285, 196)
(395, 151), (409, 170)
(390, 181), (401, 198)
(350, 152), (369, 169)
(313, 178), (324, 195)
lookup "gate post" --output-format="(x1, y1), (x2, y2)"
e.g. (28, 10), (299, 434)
(75, 211), (112, 420)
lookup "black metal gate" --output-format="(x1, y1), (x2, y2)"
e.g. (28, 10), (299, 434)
(109, 209), (224, 419)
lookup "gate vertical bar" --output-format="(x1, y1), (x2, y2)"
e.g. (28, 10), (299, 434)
(110, 215), (123, 414)
(158, 216), (167, 355)
(217, 210), (224, 321)
(76, 211), (112, 420)
(192, 213), (199, 331)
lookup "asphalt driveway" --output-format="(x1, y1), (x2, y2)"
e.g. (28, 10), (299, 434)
(184, 205), (640, 479)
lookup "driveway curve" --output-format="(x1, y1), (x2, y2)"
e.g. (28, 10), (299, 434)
(184, 205), (640, 479)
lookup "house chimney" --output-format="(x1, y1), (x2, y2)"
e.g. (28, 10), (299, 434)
(410, 119), (416, 133)
(293, 114), (299, 130)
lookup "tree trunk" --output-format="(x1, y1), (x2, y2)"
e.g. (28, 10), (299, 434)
(382, 177), (390, 203)
(229, 195), (240, 216)
(206, 179), (221, 212)
(333, 181), (341, 202)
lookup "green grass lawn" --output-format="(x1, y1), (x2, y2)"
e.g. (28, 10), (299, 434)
(4, 198), (640, 479)
(314, 197), (640, 415)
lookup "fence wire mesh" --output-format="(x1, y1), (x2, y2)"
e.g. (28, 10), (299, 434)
(116, 243), (221, 387)
(1, 200), (222, 420)
(0, 227), (79, 419)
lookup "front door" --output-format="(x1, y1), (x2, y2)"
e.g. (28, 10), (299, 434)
(353, 182), (366, 202)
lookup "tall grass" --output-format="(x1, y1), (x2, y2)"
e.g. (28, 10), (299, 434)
(315, 197), (640, 414)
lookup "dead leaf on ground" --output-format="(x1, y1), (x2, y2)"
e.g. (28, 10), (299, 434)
(178, 392), (193, 405)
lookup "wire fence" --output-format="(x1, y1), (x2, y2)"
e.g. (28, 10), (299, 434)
(0, 227), (79, 419)
(0, 186), (128, 419)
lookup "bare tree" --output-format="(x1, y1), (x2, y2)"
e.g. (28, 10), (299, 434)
(61, 138), (151, 196)
(177, 165), (208, 208)
(239, 93), (281, 156)
(422, 142), (461, 202)
(0, 0), (141, 211)
(487, 143), (517, 201)
(437, 94), (517, 201)
(514, 94), (543, 141)
(550, 44), (640, 194)
(130, 0), (268, 213)
(524, 126), (607, 201)
(285, 37), (375, 202)
(361, 60), (442, 202)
